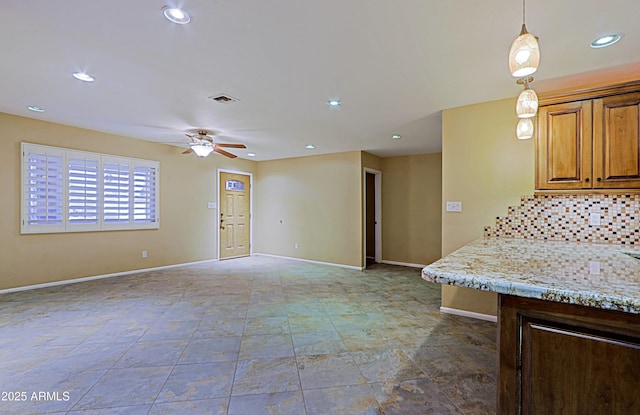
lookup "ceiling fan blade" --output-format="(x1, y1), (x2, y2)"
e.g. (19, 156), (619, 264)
(182, 148), (193, 154)
(215, 143), (246, 148)
(213, 147), (237, 158)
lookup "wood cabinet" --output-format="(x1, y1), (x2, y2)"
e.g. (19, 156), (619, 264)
(536, 85), (640, 191)
(498, 295), (640, 414)
(536, 100), (592, 190)
(593, 92), (640, 188)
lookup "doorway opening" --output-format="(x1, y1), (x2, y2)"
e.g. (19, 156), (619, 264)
(364, 168), (382, 268)
(218, 169), (253, 260)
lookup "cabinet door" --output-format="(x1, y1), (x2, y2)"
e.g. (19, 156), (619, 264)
(593, 92), (640, 189)
(536, 101), (592, 190)
(499, 295), (640, 415)
(520, 317), (640, 415)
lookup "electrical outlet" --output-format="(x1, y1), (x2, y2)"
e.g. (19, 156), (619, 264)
(589, 213), (601, 226)
(589, 261), (600, 275)
(446, 201), (462, 212)
(142, 250), (148, 258)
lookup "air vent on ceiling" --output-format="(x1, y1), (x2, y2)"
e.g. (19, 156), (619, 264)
(209, 94), (239, 104)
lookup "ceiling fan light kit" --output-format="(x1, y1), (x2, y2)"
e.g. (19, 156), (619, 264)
(509, 0), (540, 140)
(183, 130), (247, 159)
(191, 144), (214, 157)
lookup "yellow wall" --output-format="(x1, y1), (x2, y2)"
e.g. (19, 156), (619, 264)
(381, 153), (442, 266)
(362, 151), (383, 171)
(441, 98), (534, 316)
(253, 151), (363, 267)
(2, 113), (445, 290)
(0, 113), (256, 290)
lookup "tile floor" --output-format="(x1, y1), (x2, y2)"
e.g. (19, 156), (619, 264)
(0, 256), (497, 415)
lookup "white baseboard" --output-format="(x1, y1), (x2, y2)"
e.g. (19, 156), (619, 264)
(380, 260), (427, 268)
(252, 253), (364, 270)
(439, 306), (498, 323)
(0, 259), (218, 295)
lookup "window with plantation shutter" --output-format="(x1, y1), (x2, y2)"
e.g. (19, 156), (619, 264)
(21, 143), (159, 234)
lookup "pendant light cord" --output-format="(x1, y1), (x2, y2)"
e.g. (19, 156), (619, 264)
(522, 0), (526, 25)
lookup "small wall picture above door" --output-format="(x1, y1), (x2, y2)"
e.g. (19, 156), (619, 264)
(219, 171), (251, 259)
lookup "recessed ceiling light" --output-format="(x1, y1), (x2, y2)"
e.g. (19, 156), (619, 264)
(327, 99), (341, 108)
(72, 72), (95, 82)
(27, 105), (45, 113)
(391, 134), (401, 140)
(163, 6), (191, 24)
(590, 33), (623, 48)
(247, 153), (256, 157)
(306, 144), (315, 149)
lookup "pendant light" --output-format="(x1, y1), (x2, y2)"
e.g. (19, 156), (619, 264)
(516, 118), (534, 140)
(516, 78), (538, 118)
(508, 0), (540, 78)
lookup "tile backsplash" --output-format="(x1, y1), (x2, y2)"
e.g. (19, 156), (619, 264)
(484, 194), (639, 245)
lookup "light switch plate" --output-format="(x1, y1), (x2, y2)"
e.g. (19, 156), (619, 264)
(208, 202), (217, 209)
(446, 201), (462, 212)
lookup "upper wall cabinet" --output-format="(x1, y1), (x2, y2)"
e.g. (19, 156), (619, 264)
(537, 100), (592, 190)
(593, 92), (640, 189)
(536, 82), (640, 192)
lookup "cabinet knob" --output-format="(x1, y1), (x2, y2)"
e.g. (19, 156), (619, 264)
(597, 177), (602, 182)
(585, 178), (590, 183)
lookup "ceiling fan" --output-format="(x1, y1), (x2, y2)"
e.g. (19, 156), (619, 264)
(182, 130), (246, 158)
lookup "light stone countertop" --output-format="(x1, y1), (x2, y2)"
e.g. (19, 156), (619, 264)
(422, 238), (640, 314)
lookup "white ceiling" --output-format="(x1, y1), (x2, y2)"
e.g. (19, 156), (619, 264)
(1, 0), (639, 161)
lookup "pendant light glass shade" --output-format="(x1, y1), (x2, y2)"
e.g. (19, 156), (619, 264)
(516, 118), (534, 140)
(516, 87), (538, 118)
(509, 24), (540, 77)
(191, 144), (214, 157)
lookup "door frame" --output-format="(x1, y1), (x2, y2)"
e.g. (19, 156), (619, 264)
(364, 168), (382, 265)
(217, 168), (253, 260)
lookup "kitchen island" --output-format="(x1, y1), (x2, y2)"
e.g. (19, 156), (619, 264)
(422, 238), (640, 414)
